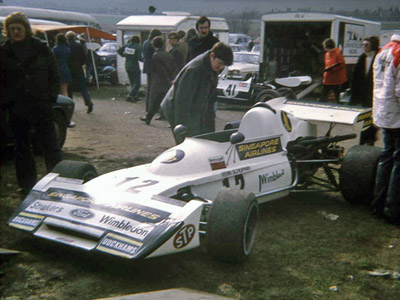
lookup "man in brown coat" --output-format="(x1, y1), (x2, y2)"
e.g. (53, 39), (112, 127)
(140, 36), (177, 125)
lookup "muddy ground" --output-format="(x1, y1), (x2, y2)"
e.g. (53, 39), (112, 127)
(1, 86), (398, 300)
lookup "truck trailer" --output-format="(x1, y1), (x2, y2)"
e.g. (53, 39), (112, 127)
(258, 13), (381, 80)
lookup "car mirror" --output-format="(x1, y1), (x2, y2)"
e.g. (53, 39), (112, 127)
(230, 131), (245, 144)
(174, 125), (188, 141)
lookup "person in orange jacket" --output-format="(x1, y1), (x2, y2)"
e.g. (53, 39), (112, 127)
(321, 38), (348, 103)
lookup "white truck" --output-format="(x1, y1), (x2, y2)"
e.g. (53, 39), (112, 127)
(258, 13), (381, 80)
(115, 13), (229, 85)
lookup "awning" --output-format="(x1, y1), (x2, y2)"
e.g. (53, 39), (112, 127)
(31, 24), (116, 40)
(31, 25), (116, 89)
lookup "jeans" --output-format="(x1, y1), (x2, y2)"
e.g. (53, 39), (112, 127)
(372, 128), (400, 220)
(68, 71), (92, 107)
(127, 70), (141, 99)
(146, 91), (166, 122)
(11, 116), (63, 190)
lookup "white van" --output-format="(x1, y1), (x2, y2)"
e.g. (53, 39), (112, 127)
(115, 13), (229, 85)
(259, 13), (381, 79)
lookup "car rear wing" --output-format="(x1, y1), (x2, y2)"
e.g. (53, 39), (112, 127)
(277, 99), (372, 127)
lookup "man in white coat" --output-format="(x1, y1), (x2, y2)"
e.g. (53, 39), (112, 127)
(371, 33), (400, 225)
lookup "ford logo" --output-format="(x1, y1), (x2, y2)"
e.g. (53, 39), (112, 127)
(70, 209), (94, 219)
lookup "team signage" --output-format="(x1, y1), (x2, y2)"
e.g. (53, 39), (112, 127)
(236, 137), (282, 160)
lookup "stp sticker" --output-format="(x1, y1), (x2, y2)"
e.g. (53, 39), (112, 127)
(173, 224), (195, 249)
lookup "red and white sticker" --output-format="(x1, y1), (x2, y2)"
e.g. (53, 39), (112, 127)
(173, 224), (195, 249)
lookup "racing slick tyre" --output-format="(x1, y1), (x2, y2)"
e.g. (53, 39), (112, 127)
(255, 89), (281, 103)
(339, 145), (381, 205)
(277, 87), (296, 100)
(53, 109), (67, 149)
(206, 188), (259, 263)
(52, 160), (98, 183)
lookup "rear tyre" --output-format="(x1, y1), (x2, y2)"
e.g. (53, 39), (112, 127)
(339, 145), (381, 204)
(255, 89), (281, 102)
(52, 160), (98, 183)
(206, 188), (259, 263)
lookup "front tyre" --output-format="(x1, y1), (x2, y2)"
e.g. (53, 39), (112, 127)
(206, 188), (259, 263)
(52, 160), (98, 183)
(339, 145), (381, 204)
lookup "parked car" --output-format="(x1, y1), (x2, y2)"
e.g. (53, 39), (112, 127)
(227, 52), (260, 80)
(96, 42), (117, 67)
(230, 44), (248, 52)
(229, 33), (252, 50)
(91, 42), (118, 85)
(251, 44), (260, 53)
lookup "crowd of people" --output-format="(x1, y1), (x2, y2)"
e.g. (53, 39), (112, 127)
(0, 11), (398, 225)
(120, 16), (233, 143)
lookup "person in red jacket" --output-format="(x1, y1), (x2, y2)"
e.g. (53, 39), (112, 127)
(321, 38), (348, 103)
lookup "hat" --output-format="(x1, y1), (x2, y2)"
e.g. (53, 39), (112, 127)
(66, 31), (76, 40)
(3, 11), (32, 37)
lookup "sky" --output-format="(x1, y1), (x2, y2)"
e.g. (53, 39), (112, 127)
(3, 0), (400, 16)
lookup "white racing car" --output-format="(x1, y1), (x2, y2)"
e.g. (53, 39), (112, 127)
(8, 98), (381, 263)
(217, 74), (314, 105)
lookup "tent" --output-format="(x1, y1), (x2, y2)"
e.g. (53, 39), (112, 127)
(31, 25), (116, 88)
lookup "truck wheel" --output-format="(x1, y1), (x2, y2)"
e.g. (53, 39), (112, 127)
(339, 145), (381, 204)
(53, 109), (67, 149)
(206, 188), (259, 263)
(255, 89), (281, 102)
(277, 87), (296, 100)
(52, 160), (98, 183)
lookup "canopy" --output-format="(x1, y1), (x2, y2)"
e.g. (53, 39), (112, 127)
(31, 24), (116, 40)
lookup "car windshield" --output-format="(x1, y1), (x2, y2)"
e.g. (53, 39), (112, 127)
(98, 43), (117, 53)
(233, 53), (259, 64)
(251, 45), (260, 52)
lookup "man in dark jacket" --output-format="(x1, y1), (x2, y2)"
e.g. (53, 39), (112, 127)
(187, 16), (219, 62)
(187, 16), (220, 133)
(66, 31), (93, 113)
(117, 35), (143, 103)
(168, 31), (185, 72)
(161, 42), (233, 144)
(1, 12), (63, 193)
(350, 36), (380, 145)
(140, 36), (177, 124)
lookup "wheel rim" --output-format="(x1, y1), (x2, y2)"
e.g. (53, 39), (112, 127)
(243, 201), (258, 255)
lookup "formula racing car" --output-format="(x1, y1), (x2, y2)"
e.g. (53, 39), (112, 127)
(8, 98), (381, 263)
(216, 73), (314, 105)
